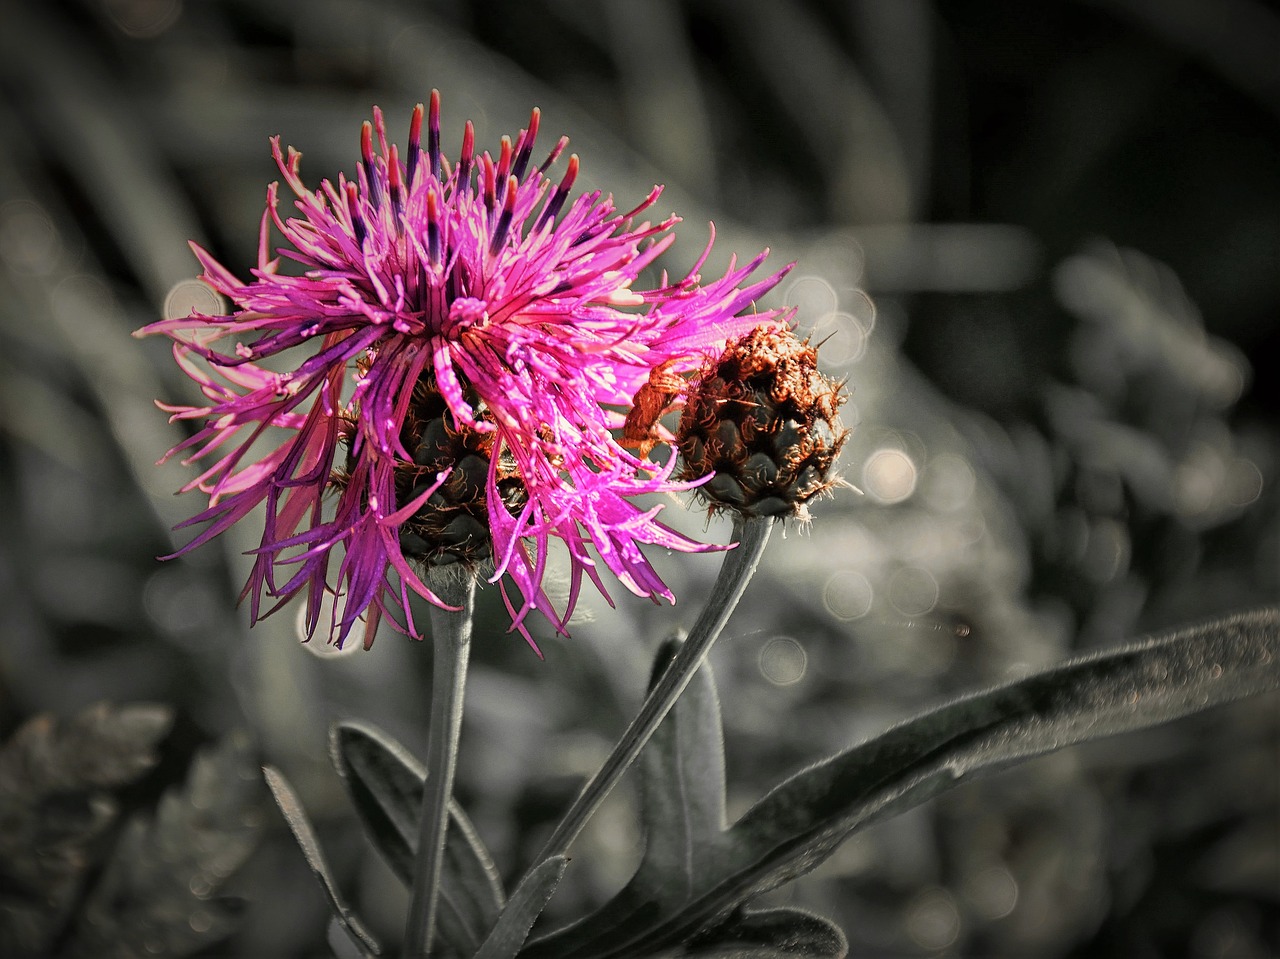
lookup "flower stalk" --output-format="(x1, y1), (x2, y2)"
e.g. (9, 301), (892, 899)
(404, 568), (475, 959)
(529, 515), (773, 868)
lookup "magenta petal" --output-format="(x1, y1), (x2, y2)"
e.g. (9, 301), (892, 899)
(141, 94), (792, 648)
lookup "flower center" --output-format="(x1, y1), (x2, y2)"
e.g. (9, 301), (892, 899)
(393, 379), (526, 567)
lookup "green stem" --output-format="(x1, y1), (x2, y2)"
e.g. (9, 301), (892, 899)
(529, 515), (773, 868)
(404, 569), (476, 959)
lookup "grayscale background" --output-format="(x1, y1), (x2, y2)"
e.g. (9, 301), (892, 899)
(2, 1), (1277, 956)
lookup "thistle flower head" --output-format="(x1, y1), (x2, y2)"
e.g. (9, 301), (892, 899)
(677, 325), (849, 521)
(141, 93), (791, 650)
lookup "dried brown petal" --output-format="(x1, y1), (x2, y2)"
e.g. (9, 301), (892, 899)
(677, 325), (849, 520)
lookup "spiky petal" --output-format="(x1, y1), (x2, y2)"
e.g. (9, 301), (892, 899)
(140, 92), (791, 649)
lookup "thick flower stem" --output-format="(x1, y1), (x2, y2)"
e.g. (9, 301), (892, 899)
(529, 515), (773, 868)
(404, 569), (476, 959)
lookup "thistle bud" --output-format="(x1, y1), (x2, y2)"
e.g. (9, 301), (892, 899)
(677, 325), (849, 519)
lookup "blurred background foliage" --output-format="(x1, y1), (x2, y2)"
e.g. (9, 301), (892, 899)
(0, 0), (1276, 956)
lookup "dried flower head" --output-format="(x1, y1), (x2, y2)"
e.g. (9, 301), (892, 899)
(677, 325), (849, 520)
(140, 93), (791, 650)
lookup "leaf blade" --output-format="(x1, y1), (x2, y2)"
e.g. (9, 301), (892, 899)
(681, 906), (848, 958)
(331, 720), (504, 957)
(523, 606), (1279, 957)
(473, 856), (569, 959)
(725, 606), (1280, 900)
(638, 636), (728, 901)
(264, 765), (380, 958)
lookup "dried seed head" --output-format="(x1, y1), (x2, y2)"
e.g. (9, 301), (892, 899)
(677, 325), (849, 520)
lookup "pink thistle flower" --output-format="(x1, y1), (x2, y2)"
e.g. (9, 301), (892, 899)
(140, 92), (792, 651)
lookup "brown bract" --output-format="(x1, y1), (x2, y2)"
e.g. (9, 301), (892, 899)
(395, 381), (526, 568)
(676, 325), (849, 520)
(329, 373), (527, 569)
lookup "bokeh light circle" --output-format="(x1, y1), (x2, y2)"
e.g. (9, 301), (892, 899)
(863, 448), (918, 504)
(758, 637), (808, 686)
(889, 566), (939, 617)
(164, 279), (226, 320)
(823, 569), (874, 620)
(296, 595), (364, 658)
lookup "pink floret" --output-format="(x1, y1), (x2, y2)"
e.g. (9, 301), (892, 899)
(139, 94), (791, 650)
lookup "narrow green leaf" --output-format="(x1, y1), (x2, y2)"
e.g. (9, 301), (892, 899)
(473, 856), (568, 959)
(681, 907), (847, 957)
(263, 766), (380, 958)
(328, 917), (373, 959)
(722, 607), (1280, 903)
(331, 721), (504, 957)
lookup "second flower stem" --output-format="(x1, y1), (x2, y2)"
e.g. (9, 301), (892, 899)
(529, 515), (773, 869)
(404, 569), (476, 959)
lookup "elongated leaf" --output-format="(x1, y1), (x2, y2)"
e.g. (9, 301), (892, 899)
(264, 766), (380, 958)
(330, 721), (505, 958)
(328, 917), (374, 959)
(639, 636), (727, 901)
(722, 607), (1280, 902)
(682, 907), (848, 958)
(521, 639), (729, 958)
(473, 856), (569, 959)
(523, 607), (1279, 957)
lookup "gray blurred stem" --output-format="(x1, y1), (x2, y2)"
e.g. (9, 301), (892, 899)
(529, 515), (773, 868)
(405, 570), (476, 959)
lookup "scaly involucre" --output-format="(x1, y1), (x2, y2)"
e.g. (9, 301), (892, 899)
(141, 93), (791, 650)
